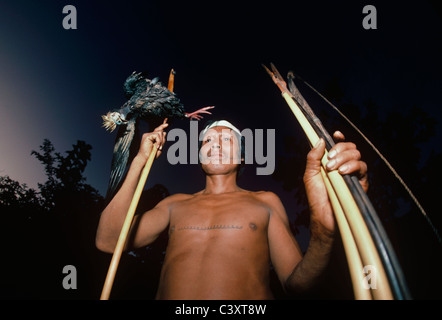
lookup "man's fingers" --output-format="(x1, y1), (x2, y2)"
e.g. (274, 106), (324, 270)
(308, 138), (326, 161)
(326, 140), (369, 192)
(336, 159), (369, 192)
(142, 131), (162, 149)
(154, 122), (169, 132)
(155, 132), (164, 149)
(326, 148), (361, 171)
(333, 130), (345, 142)
(150, 120), (168, 156)
(153, 131), (165, 158)
(336, 159), (367, 176)
(327, 142), (356, 159)
(304, 139), (326, 182)
(306, 131), (370, 196)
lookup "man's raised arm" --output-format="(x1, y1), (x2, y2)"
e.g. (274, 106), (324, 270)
(96, 122), (168, 253)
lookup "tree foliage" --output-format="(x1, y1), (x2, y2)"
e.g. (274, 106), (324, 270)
(0, 139), (170, 299)
(0, 176), (43, 213)
(0, 139), (105, 298)
(29, 139), (102, 212)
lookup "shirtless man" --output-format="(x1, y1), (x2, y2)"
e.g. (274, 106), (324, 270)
(96, 120), (368, 299)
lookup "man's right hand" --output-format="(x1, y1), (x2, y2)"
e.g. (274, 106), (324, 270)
(136, 119), (168, 161)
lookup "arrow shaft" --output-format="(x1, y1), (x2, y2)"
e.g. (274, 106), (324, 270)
(281, 91), (394, 299)
(100, 144), (158, 300)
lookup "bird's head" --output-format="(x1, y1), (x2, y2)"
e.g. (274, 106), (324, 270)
(101, 112), (128, 132)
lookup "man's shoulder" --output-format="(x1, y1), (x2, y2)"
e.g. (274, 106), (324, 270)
(152, 193), (191, 208)
(245, 190), (282, 203)
(163, 192), (194, 203)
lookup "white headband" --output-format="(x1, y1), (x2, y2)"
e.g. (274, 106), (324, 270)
(200, 120), (242, 138)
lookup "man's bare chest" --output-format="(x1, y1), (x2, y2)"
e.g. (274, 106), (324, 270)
(168, 193), (270, 235)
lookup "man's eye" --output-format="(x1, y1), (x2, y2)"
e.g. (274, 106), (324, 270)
(224, 137), (230, 141)
(205, 138), (211, 142)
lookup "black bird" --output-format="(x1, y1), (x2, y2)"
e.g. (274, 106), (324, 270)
(102, 71), (214, 199)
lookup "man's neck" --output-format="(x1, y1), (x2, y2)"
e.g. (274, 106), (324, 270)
(203, 173), (240, 195)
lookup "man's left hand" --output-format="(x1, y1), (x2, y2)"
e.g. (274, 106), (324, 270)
(303, 131), (368, 240)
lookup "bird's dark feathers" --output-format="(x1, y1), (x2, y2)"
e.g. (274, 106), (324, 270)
(105, 71), (187, 199)
(106, 118), (137, 199)
(123, 71), (150, 99)
(104, 71), (214, 199)
(122, 71), (186, 120)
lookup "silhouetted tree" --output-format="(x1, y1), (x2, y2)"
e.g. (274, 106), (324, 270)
(0, 176), (43, 213)
(0, 139), (106, 298)
(30, 139), (102, 212)
(0, 138), (172, 299)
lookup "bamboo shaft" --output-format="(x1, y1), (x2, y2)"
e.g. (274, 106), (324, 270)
(320, 167), (372, 300)
(100, 145), (158, 300)
(281, 91), (393, 299)
(328, 171), (392, 299)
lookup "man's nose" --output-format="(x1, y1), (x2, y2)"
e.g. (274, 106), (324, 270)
(211, 139), (221, 149)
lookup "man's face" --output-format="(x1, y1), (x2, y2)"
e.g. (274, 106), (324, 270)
(199, 126), (242, 175)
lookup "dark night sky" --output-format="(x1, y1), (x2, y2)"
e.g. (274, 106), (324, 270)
(1, 0), (442, 299)
(1, 1), (441, 196)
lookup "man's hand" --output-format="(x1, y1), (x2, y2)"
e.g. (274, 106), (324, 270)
(303, 131), (368, 241)
(136, 119), (168, 162)
(325, 131), (369, 192)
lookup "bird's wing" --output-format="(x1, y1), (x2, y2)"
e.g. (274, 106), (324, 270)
(123, 71), (149, 99)
(105, 118), (137, 199)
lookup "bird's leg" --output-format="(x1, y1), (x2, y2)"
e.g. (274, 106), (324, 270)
(185, 106), (215, 120)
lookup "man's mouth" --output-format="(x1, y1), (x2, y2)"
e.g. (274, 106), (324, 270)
(206, 151), (230, 162)
(209, 152), (224, 158)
